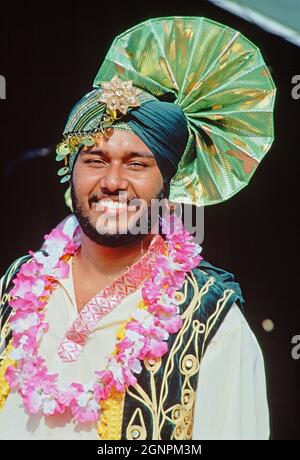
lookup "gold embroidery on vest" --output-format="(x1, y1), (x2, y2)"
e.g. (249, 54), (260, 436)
(157, 273), (214, 439)
(122, 273), (214, 440)
(0, 293), (10, 308)
(164, 354), (197, 440)
(104, 271), (235, 440)
(123, 278), (188, 439)
(126, 356), (162, 439)
(126, 407), (147, 440)
(0, 322), (11, 343)
(0, 293), (12, 354)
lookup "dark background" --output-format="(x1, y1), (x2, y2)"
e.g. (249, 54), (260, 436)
(0, 0), (298, 439)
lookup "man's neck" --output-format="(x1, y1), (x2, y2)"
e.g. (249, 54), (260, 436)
(77, 230), (157, 278)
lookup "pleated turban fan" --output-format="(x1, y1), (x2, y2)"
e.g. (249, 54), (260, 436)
(56, 16), (276, 208)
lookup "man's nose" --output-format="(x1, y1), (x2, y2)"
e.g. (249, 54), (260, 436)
(100, 164), (129, 191)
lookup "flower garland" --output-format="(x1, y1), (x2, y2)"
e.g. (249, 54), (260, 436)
(4, 214), (202, 424)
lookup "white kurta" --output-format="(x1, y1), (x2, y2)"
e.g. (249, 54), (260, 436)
(0, 262), (269, 440)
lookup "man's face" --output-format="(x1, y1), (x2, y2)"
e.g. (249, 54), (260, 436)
(71, 128), (167, 247)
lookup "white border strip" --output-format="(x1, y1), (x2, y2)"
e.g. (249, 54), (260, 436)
(208, 0), (300, 47)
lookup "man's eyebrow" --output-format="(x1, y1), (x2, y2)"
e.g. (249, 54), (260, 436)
(81, 149), (155, 159)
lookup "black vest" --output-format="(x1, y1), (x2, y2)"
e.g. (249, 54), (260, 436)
(98, 260), (244, 440)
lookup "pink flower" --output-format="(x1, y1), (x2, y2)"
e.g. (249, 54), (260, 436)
(5, 356), (46, 391)
(43, 228), (79, 257)
(12, 322), (48, 357)
(18, 260), (44, 278)
(124, 312), (170, 360)
(44, 228), (70, 248)
(65, 240), (80, 255)
(9, 295), (39, 313)
(107, 357), (138, 392)
(94, 370), (114, 400)
(57, 388), (76, 407)
(147, 292), (179, 316)
(153, 260), (186, 290)
(157, 313), (183, 334)
(20, 367), (60, 415)
(141, 337), (168, 359)
(53, 259), (70, 279)
(142, 280), (163, 301)
(10, 311), (43, 334)
(10, 277), (36, 298)
(70, 383), (101, 423)
(5, 365), (22, 390)
(24, 388), (58, 416)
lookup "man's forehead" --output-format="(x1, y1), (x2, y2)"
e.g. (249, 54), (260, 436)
(80, 145), (155, 159)
(82, 128), (154, 157)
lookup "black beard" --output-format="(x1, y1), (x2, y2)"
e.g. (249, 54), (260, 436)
(70, 181), (169, 248)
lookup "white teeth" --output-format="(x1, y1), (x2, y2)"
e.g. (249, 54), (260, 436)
(98, 200), (127, 209)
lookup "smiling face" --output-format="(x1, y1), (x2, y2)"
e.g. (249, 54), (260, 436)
(71, 128), (168, 247)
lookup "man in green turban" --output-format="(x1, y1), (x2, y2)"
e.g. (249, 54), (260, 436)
(0, 17), (275, 440)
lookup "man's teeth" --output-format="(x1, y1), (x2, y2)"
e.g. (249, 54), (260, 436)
(98, 200), (127, 209)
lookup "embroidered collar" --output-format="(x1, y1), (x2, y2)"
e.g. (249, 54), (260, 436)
(58, 234), (166, 362)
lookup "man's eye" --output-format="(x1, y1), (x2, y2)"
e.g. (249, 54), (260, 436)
(84, 160), (146, 168)
(128, 162), (146, 167)
(86, 159), (105, 165)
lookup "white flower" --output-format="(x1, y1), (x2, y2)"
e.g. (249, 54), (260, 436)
(78, 392), (91, 407)
(126, 330), (145, 354)
(132, 309), (156, 328)
(10, 335), (30, 360)
(43, 238), (66, 256)
(130, 359), (142, 374)
(34, 252), (58, 275)
(10, 347), (27, 360)
(32, 279), (46, 297)
(76, 382), (96, 408)
(107, 359), (125, 384)
(126, 330), (142, 342)
(168, 260), (183, 271)
(157, 292), (179, 308)
(43, 398), (57, 415)
(11, 313), (39, 333)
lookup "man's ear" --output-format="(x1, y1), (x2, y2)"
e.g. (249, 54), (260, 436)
(64, 186), (73, 211)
